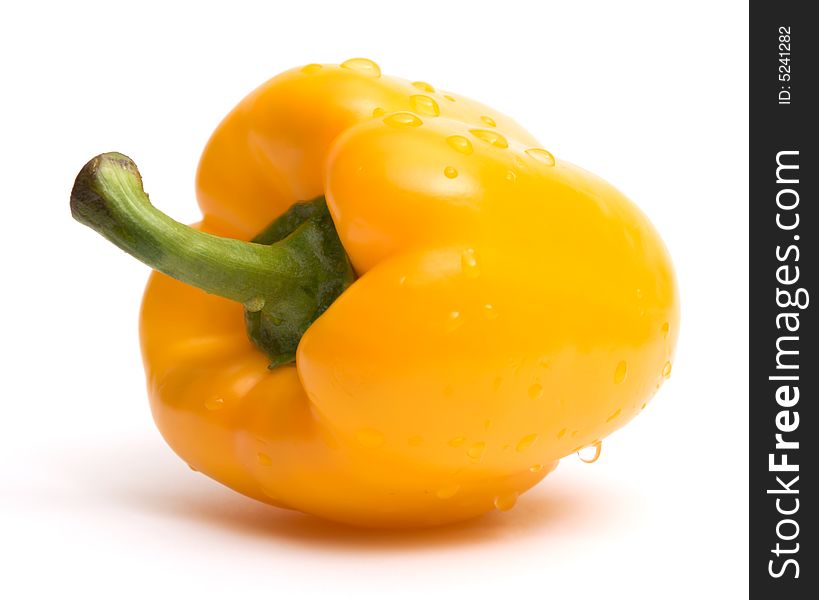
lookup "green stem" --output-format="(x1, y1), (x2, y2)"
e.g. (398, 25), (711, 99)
(71, 152), (354, 366)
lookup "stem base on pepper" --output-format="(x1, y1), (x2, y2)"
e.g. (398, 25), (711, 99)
(70, 152), (354, 366)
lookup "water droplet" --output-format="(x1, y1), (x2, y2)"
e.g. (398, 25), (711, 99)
(446, 310), (463, 333)
(447, 135), (474, 154)
(205, 397), (225, 411)
(411, 94), (440, 116)
(492, 375), (503, 391)
(435, 484), (460, 499)
(470, 129), (508, 148)
(483, 303), (498, 319)
(384, 112), (422, 128)
(244, 296), (265, 312)
(528, 383), (543, 400)
(484, 420), (492, 429)
(606, 408), (622, 423)
(408, 435), (424, 447)
(529, 464), (544, 473)
(443, 94), (456, 102)
(467, 442), (486, 461)
(372, 107), (386, 117)
(636, 288), (644, 300)
(398, 275), (407, 285)
(257, 452), (272, 466)
(494, 492), (519, 511)
(341, 57), (381, 77)
(301, 63), (322, 74)
(578, 441), (602, 464)
(661, 322), (670, 338)
(614, 360), (628, 384)
(356, 428), (384, 448)
(444, 166), (458, 179)
(557, 428), (567, 439)
(443, 384), (454, 396)
(412, 81), (435, 93)
(516, 433), (537, 452)
(480, 115), (496, 127)
(662, 361), (673, 379)
(448, 436), (465, 447)
(460, 248), (479, 277)
(526, 148), (556, 166)
(506, 170), (517, 183)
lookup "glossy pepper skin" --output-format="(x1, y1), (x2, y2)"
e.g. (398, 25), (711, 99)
(110, 59), (678, 528)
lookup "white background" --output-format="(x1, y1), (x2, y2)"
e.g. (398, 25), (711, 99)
(0, 1), (748, 598)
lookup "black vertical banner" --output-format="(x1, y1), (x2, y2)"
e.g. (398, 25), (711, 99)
(750, 3), (816, 598)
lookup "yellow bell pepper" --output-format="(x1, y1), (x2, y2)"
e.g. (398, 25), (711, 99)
(71, 58), (679, 528)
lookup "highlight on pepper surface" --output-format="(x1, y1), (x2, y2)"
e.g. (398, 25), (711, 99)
(71, 58), (679, 528)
